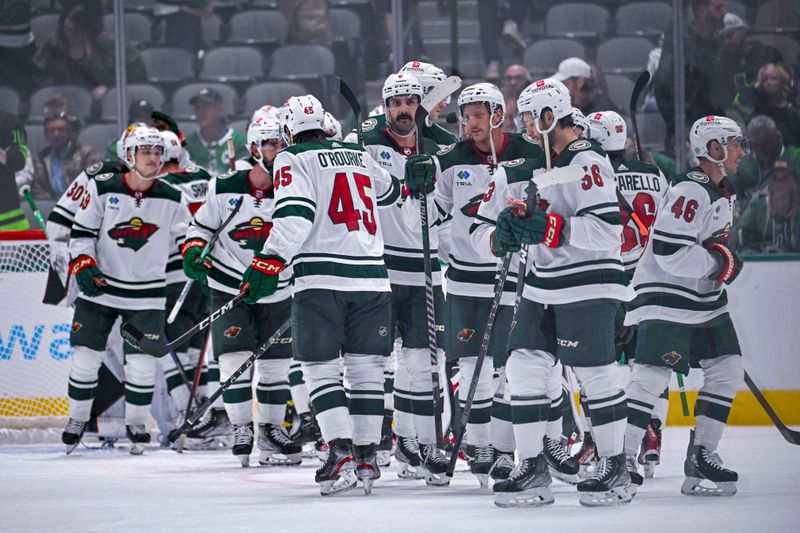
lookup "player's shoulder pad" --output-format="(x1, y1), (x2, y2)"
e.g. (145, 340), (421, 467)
(435, 141), (474, 170)
(361, 115), (384, 133)
(553, 138), (606, 167)
(152, 180), (184, 203)
(421, 135), (440, 155)
(360, 119), (388, 146)
(186, 165), (211, 180)
(86, 160), (127, 179)
(217, 168), (243, 180)
(670, 169), (720, 202)
(618, 159), (662, 176)
(503, 132), (544, 159)
(498, 158), (541, 185)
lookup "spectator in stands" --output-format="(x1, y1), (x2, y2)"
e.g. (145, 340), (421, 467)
(0, 110), (30, 231)
(155, 1), (213, 52)
(184, 87), (247, 174)
(733, 114), (800, 201)
(501, 63), (531, 132)
(654, 0), (726, 134)
(737, 166), (800, 253)
(477, 0), (542, 79)
(281, 0), (332, 46)
(734, 63), (800, 147)
(0, 0), (34, 95)
(32, 4), (146, 104)
(32, 100), (100, 200)
(649, 130), (677, 181)
(718, 13), (783, 111)
(552, 57), (618, 115)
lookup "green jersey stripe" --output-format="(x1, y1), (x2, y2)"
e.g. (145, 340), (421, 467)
(275, 196), (316, 210)
(633, 282), (722, 299)
(535, 258), (623, 273)
(525, 268), (629, 290)
(629, 291), (728, 312)
(384, 254), (442, 273)
(293, 261), (387, 280)
(273, 204), (315, 221)
(575, 202), (619, 217)
(294, 252), (384, 263)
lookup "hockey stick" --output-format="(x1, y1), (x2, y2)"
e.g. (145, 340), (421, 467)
(445, 163), (585, 478)
(176, 332), (209, 453)
(744, 371), (800, 445)
(22, 184), (69, 304)
(414, 75), (463, 448)
(167, 195), (244, 323)
(166, 343), (204, 408)
(121, 285), (249, 357)
(168, 318), (292, 442)
(337, 77), (362, 145)
(226, 136), (236, 171)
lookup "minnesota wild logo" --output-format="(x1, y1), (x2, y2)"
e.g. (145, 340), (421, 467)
(107, 217), (159, 251)
(229, 217), (273, 250)
(460, 193), (484, 218)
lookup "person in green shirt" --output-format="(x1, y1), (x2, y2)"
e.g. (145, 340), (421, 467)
(733, 114), (800, 201)
(737, 165), (800, 253)
(184, 87), (247, 174)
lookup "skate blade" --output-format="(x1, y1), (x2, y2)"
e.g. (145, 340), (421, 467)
(494, 487), (555, 508)
(681, 477), (737, 497)
(377, 450), (391, 467)
(397, 462), (426, 480)
(473, 473), (489, 489)
(258, 451), (302, 466)
(238, 454), (251, 468)
(549, 468), (580, 485)
(643, 461), (657, 479)
(362, 477), (374, 495)
(578, 486), (633, 507)
(64, 442), (81, 455)
(421, 467), (450, 487)
(129, 443), (145, 456)
(320, 470), (358, 496)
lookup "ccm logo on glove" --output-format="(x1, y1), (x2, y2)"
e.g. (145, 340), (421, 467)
(250, 256), (285, 275)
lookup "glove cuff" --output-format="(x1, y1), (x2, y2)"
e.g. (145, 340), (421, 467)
(708, 242), (736, 283)
(541, 213), (564, 248)
(250, 253), (285, 275)
(70, 255), (97, 275)
(181, 238), (207, 256)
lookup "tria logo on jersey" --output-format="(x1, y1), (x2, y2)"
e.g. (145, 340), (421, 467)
(229, 217), (273, 250)
(107, 217), (159, 251)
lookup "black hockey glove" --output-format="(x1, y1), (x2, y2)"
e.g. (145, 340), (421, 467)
(70, 255), (108, 297)
(405, 154), (436, 197)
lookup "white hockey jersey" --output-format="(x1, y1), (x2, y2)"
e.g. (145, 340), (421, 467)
(614, 159), (668, 273)
(187, 169), (292, 304)
(625, 168), (737, 326)
(473, 139), (634, 305)
(70, 170), (190, 310)
(261, 139), (397, 294)
(359, 118), (442, 286)
(432, 133), (543, 302)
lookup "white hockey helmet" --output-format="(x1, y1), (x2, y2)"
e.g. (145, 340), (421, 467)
(690, 115), (745, 163)
(382, 72), (424, 103)
(457, 82), (505, 128)
(587, 111), (627, 152)
(116, 122), (149, 163)
(399, 60), (450, 103)
(247, 118), (282, 149)
(516, 78), (572, 134)
(571, 107), (589, 137)
(123, 126), (164, 165)
(250, 104), (282, 124)
(368, 104), (385, 117)
(161, 130), (183, 163)
(280, 94), (326, 144)
(323, 112), (343, 141)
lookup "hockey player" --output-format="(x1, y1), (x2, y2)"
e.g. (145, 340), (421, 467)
(587, 111), (670, 481)
(468, 79), (635, 507)
(623, 115), (747, 497)
(399, 61), (458, 148)
(359, 72), (448, 484)
(61, 126), (190, 455)
(405, 83), (546, 488)
(572, 108), (590, 138)
(182, 118), (302, 467)
(240, 95), (397, 495)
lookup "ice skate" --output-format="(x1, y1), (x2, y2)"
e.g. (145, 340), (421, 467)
(395, 435), (425, 480)
(315, 439), (357, 496)
(681, 445), (738, 497)
(638, 419), (662, 478)
(544, 436), (580, 484)
(352, 443), (381, 495)
(490, 450), (516, 481)
(62, 418), (88, 455)
(126, 425), (151, 455)
(470, 445), (495, 488)
(376, 412), (394, 467)
(573, 431), (598, 479)
(186, 407), (232, 439)
(419, 443), (450, 486)
(577, 453), (633, 507)
(257, 423), (302, 466)
(493, 454), (554, 508)
(314, 437), (329, 462)
(232, 423), (254, 467)
(626, 455), (643, 495)
(294, 412), (323, 453)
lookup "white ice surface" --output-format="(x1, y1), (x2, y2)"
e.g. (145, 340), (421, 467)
(1, 426), (797, 533)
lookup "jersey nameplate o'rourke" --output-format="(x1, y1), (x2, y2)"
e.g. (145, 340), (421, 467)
(107, 217), (159, 251)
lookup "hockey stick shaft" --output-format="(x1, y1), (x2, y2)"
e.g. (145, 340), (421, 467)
(176, 331), (209, 453)
(169, 318), (292, 442)
(676, 373), (690, 416)
(166, 344), (204, 408)
(227, 137), (236, 171)
(337, 77), (362, 145)
(20, 185), (48, 237)
(744, 371), (799, 445)
(122, 286), (248, 357)
(168, 196), (244, 324)
(629, 71), (651, 162)
(415, 107), (443, 447)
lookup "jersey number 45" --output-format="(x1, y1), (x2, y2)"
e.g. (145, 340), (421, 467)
(329, 172), (377, 235)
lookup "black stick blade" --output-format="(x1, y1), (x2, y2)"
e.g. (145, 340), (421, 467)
(120, 322), (169, 357)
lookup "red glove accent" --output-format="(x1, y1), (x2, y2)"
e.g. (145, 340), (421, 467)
(707, 242), (743, 284)
(250, 254), (285, 275)
(181, 238), (206, 256)
(541, 213), (564, 248)
(69, 255), (97, 276)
